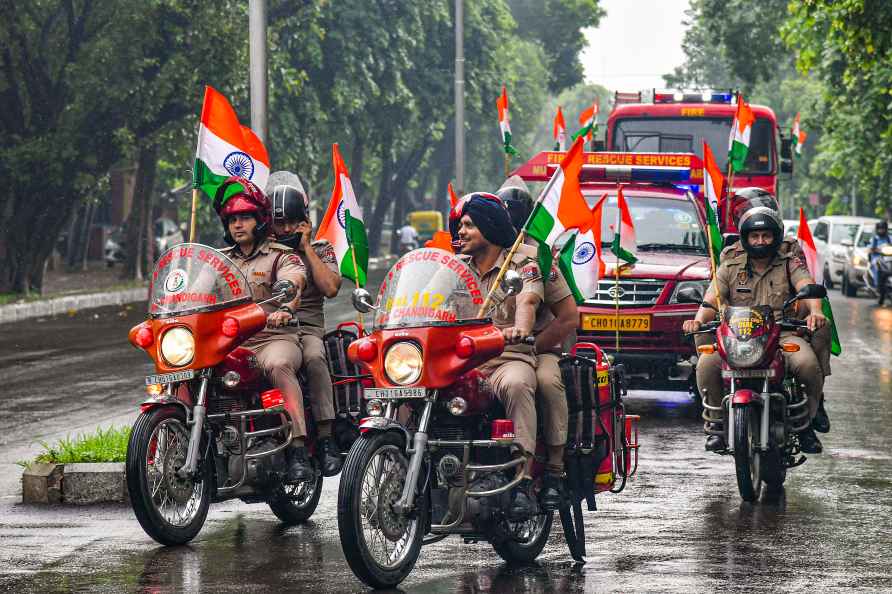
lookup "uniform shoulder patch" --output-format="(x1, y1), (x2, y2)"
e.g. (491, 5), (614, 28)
(521, 264), (539, 280)
(548, 267), (558, 282)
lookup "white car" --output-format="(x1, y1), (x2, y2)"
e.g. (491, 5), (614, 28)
(840, 222), (879, 297)
(811, 215), (877, 289)
(783, 218), (800, 239)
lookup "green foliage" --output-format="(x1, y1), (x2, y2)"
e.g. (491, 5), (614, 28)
(20, 426), (131, 467)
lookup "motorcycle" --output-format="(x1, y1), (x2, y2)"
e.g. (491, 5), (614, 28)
(336, 248), (639, 588)
(126, 243), (364, 545)
(863, 243), (892, 299)
(679, 283), (827, 502)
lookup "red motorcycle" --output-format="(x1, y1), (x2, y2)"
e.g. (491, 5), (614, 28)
(336, 248), (639, 588)
(126, 243), (363, 545)
(680, 283), (827, 501)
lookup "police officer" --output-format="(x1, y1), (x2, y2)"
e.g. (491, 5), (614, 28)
(270, 179), (344, 476)
(214, 177), (315, 482)
(497, 177), (577, 512)
(451, 192), (543, 518)
(684, 207), (826, 454)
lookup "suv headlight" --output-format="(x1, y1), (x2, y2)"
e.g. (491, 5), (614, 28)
(384, 342), (423, 385)
(160, 327), (195, 367)
(722, 336), (764, 368)
(670, 280), (711, 304)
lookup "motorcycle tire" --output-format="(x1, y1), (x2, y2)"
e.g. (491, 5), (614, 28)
(823, 264), (834, 290)
(842, 271), (858, 297)
(491, 511), (554, 564)
(267, 473), (323, 525)
(733, 405), (762, 503)
(126, 405), (213, 545)
(337, 431), (425, 589)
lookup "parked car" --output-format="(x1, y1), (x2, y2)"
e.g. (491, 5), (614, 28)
(105, 217), (184, 267)
(840, 221), (880, 297)
(811, 216), (875, 289)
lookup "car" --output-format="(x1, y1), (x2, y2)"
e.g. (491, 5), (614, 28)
(840, 220), (881, 297)
(104, 217), (185, 267)
(810, 215), (875, 289)
(783, 218), (799, 239)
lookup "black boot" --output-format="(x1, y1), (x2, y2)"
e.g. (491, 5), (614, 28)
(797, 427), (823, 454)
(316, 436), (343, 477)
(508, 479), (538, 520)
(705, 434), (727, 452)
(812, 397), (831, 433)
(285, 443), (313, 483)
(538, 473), (564, 512)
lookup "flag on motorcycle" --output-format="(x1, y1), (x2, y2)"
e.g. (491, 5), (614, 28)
(193, 85), (270, 201)
(792, 113), (807, 157)
(702, 141), (725, 267)
(727, 94), (755, 173)
(448, 181), (459, 209)
(797, 208), (842, 356)
(572, 99), (599, 144)
(496, 85), (518, 156)
(553, 106), (567, 152)
(559, 193), (608, 303)
(526, 136), (591, 275)
(610, 185), (638, 265)
(316, 144), (368, 286)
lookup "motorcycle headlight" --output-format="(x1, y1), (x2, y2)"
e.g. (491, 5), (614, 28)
(722, 335), (764, 368)
(882, 246), (892, 257)
(854, 254), (867, 268)
(384, 342), (423, 385)
(670, 280), (711, 304)
(160, 327), (195, 367)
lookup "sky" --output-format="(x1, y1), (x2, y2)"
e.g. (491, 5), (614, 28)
(581, 0), (691, 92)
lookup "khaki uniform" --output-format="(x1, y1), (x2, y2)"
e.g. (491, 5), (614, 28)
(459, 249), (544, 454)
(696, 240), (823, 419)
(519, 243), (572, 449)
(224, 239), (318, 438)
(291, 239), (339, 423)
(780, 240), (832, 377)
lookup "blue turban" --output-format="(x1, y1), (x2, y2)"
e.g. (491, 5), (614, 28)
(449, 193), (517, 249)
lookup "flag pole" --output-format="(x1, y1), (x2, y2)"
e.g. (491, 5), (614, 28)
(189, 188), (199, 242)
(504, 152), (511, 179)
(704, 221), (723, 313)
(614, 260), (620, 352)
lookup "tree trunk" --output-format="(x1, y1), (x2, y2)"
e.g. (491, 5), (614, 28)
(122, 144), (158, 281)
(80, 201), (96, 272)
(367, 136), (394, 256)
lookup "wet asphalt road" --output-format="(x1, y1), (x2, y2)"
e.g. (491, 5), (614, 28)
(2, 287), (891, 593)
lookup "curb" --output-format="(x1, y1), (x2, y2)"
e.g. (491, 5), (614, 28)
(0, 287), (147, 325)
(22, 462), (128, 505)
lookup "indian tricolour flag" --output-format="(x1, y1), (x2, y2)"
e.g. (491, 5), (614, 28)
(193, 86), (270, 201)
(727, 94), (755, 173)
(496, 85), (518, 156)
(702, 141), (725, 267)
(559, 194), (608, 303)
(526, 136), (592, 274)
(316, 144), (368, 286)
(792, 112), (807, 157)
(611, 185), (637, 265)
(553, 106), (567, 152)
(796, 208), (842, 356)
(572, 99), (599, 144)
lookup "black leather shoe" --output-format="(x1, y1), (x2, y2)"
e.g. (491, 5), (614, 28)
(317, 436), (343, 477)
(538, 473), (564, 512)
(508, 479), (538, 520)
(797, 427), (823, 454)
(705, 434), (727, 452)
(812, 398), (831, 434)
(285, 445), (313, 483)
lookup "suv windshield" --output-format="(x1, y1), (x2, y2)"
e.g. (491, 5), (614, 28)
(831, 223), (859, 245)
(586, 193), (707, 254)
(857, 227), (875, 248)
(374, 248), (483, 330)
(612, 117), (774, 174)
(148, 243), (250, 318)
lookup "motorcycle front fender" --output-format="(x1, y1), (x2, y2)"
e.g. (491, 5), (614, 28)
(140, 395), (192, 422)
(358, 417), (411, 449)
(731, 388), (759, 406)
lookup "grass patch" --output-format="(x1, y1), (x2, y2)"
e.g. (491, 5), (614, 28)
(18, 426), (131, 467)
(0, 280), (146, 306)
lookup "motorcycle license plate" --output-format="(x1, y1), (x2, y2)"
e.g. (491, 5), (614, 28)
(145, 369), (195, 385)
(581, 314), (651, 332)
(364, 387), (427, 400)
(721, 369), (776, 379)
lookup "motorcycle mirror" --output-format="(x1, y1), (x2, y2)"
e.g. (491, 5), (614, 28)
(271, 280), (296, 301)
(675, 286), (704, 305)
(351, 288), (376, 313)
(500, 270), (523, 297)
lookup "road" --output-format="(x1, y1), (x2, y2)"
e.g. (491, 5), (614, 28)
(2, 285), (891, 593)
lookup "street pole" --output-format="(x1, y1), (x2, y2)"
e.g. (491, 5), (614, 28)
(852, 176), (857, 217)
(249, 0), (268, 144)
(454, 0), (465, 195)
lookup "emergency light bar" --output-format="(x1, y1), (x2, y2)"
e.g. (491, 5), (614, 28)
(513, 151), (705, 185)
(652, 89), (734, 104)
(547, 164), (690, 184)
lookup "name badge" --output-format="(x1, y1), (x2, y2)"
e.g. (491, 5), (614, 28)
(736, 287), (752, 293)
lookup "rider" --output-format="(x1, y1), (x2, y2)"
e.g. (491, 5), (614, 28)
(214, 177), (315, 483)
(683, 206), (827, 454)
(396, 218), (419, 254)
(869, 220), (891, 305)
(497, 176), (577, 511)
(450, 192), (544, 518)
(269, 179), (344, 476)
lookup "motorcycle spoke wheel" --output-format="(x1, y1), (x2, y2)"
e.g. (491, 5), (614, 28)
(358, 445), (417, 569)
(145, 419), (204, 527)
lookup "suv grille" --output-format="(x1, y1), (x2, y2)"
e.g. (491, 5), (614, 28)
(585, 279), (667, 306)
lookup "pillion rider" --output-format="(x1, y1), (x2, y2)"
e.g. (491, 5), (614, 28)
(269, 178), (344, 476)
(683, 207), (826, 454)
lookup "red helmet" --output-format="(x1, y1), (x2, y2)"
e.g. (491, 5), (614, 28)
(214, 177), (271, 243)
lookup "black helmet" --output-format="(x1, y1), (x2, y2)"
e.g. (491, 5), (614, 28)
(877, 220), (889, 234)
(739, 206), (783, 259)
(270, 183), (309, 249)
(496, 175), (533, 231)
(730, 187), (780, 230)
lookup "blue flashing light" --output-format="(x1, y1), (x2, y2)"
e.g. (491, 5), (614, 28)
(673, 184), (700, 194)
(709, 92), (733, 104)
